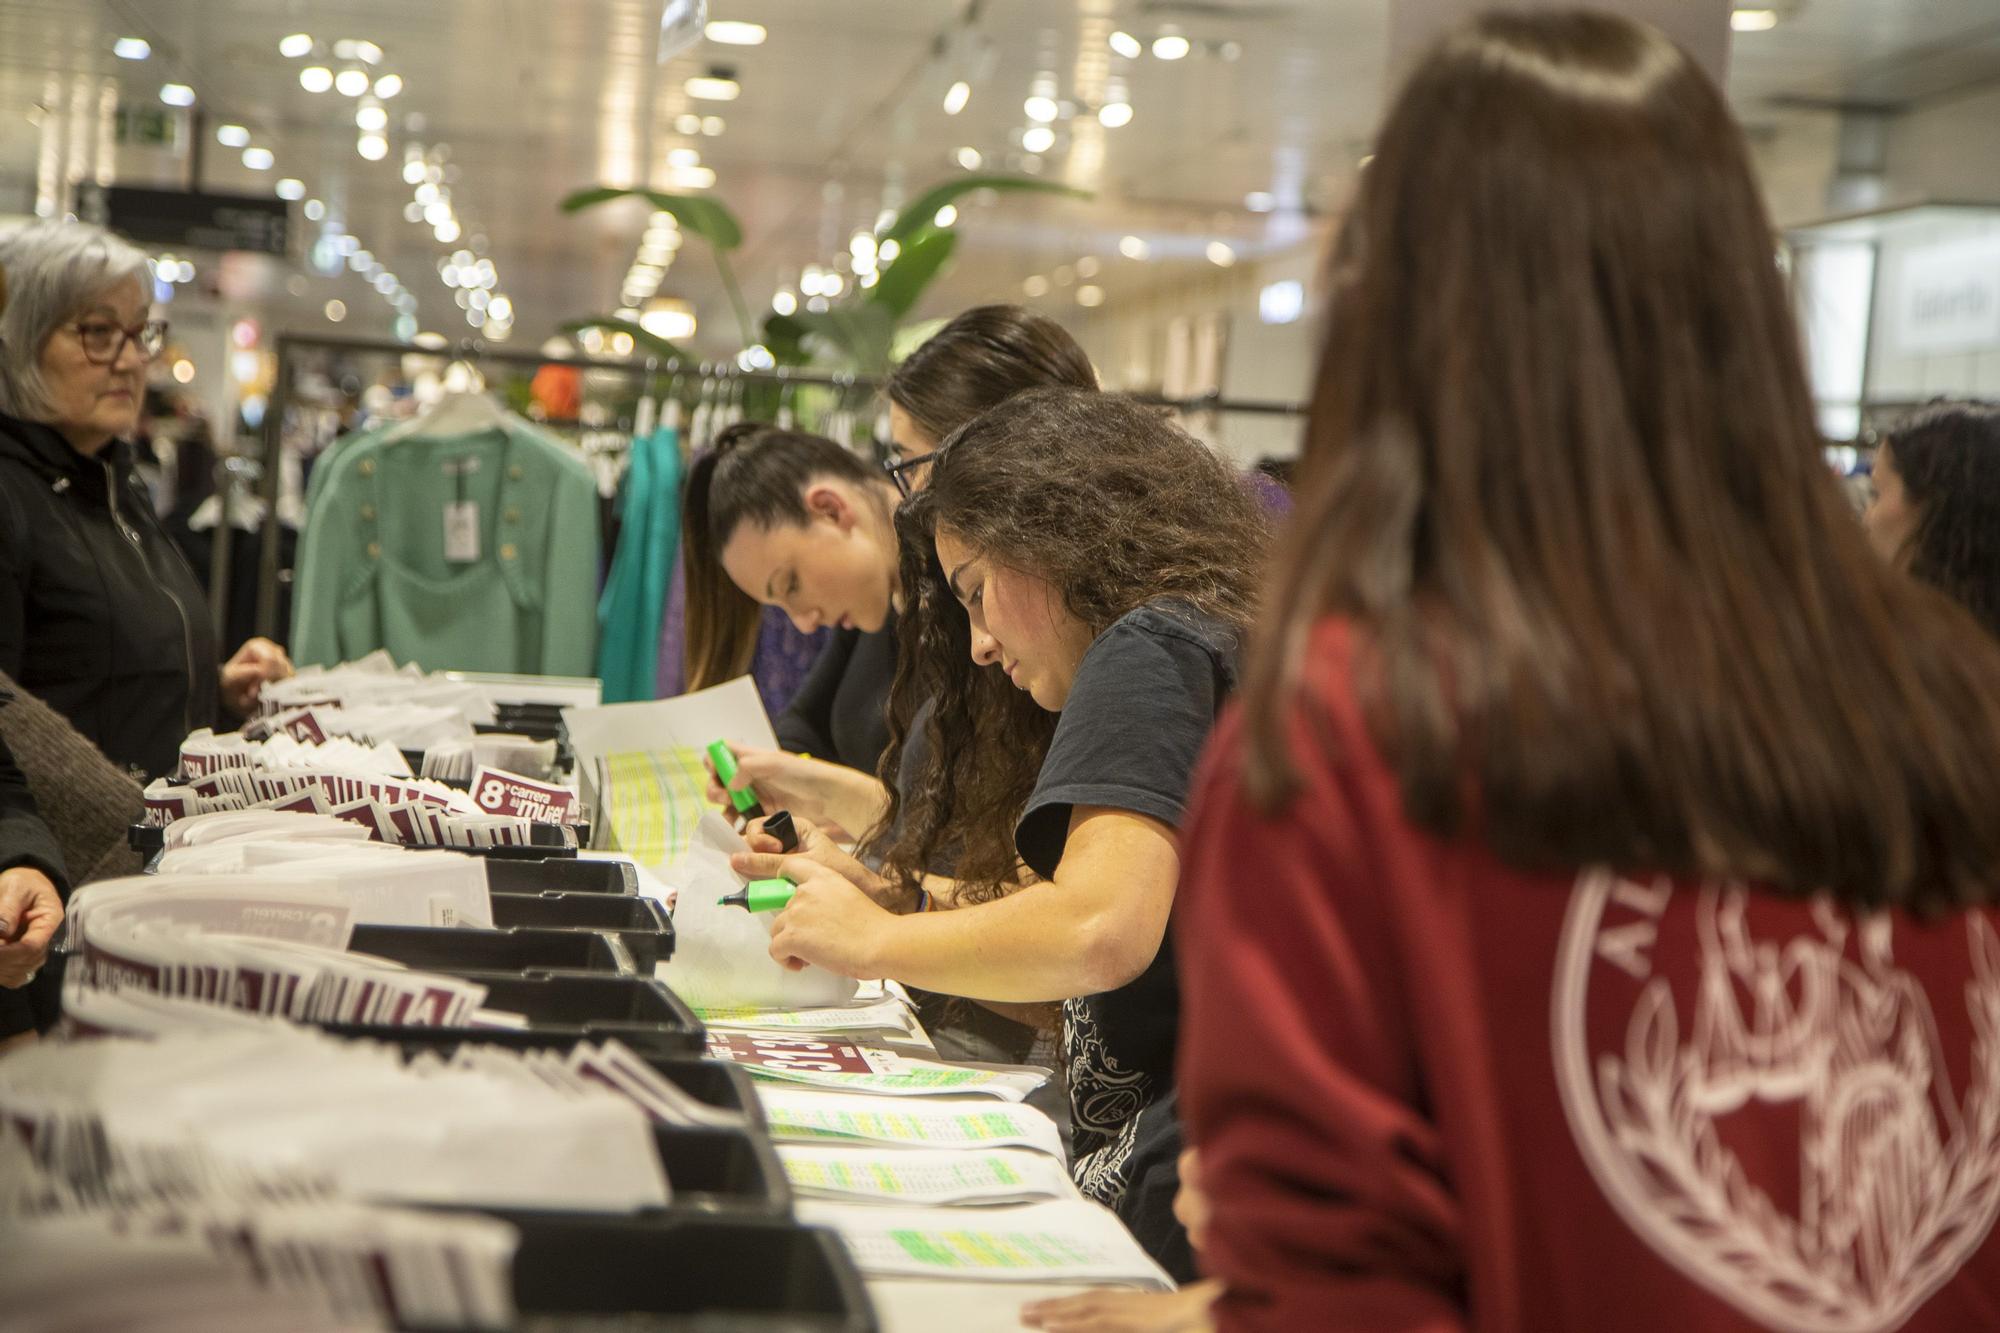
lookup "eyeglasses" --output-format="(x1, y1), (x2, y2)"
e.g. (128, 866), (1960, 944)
(69, 318), (169, 366)
(883, 449), (937, 498)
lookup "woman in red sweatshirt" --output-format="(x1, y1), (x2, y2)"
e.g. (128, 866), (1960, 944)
(1177, 11), (2000, 1333)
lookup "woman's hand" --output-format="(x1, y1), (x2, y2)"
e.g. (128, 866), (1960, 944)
(703, 742), (887, 834)
(1175, 1148), (1211, 1253)
(0, 867), (63, 988)
(758, 858), (901, 978)
(1020, 1281), (1221, 1332)
(733, 814), (918, 914)
(220, 637), (294, 718)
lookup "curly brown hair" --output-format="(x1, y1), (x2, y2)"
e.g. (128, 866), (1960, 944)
(865, 387), (1269, 899)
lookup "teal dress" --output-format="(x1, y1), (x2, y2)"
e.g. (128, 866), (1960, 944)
(596, 426), (683, 702)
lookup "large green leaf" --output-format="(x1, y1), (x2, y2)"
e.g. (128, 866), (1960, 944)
(881, 175), (1090, 246)
(867, 228), (957, 321)
(557, 317), (690, 363)
(761, 312), (810, 367)
(784, 303), (898, 376)
(558, 187), (744, 251)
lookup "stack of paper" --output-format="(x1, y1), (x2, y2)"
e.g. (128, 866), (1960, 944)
(697, 988), (931, 1044)
(707, 1030), (1048, 1101)
(257, 651), (500, 727)
(779, 1145), (1076, 1208)
(797, 1199), (1173, 1288)
(758, 1089), (1068, 1158)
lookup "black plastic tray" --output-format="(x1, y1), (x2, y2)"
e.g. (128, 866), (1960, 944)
(489, 892), (674, 968)
(403, 1214), (875, 1332)
(349, 923), (636, 975)
(318, 971), (706, 1058)
(484, 857), (636, 895)
(650, 1124), (791, 1215)
(378, 1035), (762, 1128)
(128, 821), (584, 858)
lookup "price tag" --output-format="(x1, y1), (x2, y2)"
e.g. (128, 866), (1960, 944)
(443, 501), (481, 563)
(469, 766), (578, 824)
(706, 1032), (895, 1075)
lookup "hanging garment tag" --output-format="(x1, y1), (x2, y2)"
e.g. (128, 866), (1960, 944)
(443, 501), (481, 562)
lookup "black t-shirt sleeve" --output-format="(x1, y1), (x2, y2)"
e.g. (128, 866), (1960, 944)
(774, 629), (852, 759)
(1015, 614), (1229, 880)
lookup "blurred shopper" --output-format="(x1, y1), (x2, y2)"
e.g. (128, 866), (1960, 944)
(1865, 400), (2000, 636)
(0, 221), (291, 783)
(1177, 12), (2000, 1331)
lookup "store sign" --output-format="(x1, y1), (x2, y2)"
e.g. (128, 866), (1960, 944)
(1890, 234), (2000, 356)
(76, 184), (290, 257)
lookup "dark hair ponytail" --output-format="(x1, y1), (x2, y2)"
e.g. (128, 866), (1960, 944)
(679, 423), (890, 691)
(886, 305), (1098, 442)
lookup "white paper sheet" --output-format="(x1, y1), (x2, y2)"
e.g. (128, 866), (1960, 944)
(758, 1089), (1067, 1158)
(796, 1199), (1173, 1288)
(780, 1146), (1078, 1207)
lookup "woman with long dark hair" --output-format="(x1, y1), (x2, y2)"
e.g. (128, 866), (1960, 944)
(732, 388), (1268, 1279)
(1175, 12), (2000, 1330)
(1865, 400), (2000, 637)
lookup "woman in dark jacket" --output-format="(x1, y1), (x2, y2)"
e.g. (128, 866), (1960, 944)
(0, 221), (291, 783)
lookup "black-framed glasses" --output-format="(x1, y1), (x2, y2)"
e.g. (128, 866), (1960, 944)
(884, 450), (937, 498)
(70, 318), (169, 365)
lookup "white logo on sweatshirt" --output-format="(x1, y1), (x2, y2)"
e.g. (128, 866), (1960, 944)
(1553, 872), (2000, 1331)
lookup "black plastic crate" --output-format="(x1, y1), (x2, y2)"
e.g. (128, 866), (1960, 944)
(650, 1124), (791, 1215)
(318, 972), (706, 1058)
(489, 892), (673, 968)
(375, 1035), (761, 1127)
(484, 858), (636, 896)
(404, 1214), (875, 1332)
(349, 924), (636, 975)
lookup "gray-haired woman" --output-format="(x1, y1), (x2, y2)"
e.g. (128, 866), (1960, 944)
(0, 220), (291, 793)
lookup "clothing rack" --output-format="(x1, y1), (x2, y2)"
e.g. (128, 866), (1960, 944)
(250, 331), (1308, 637)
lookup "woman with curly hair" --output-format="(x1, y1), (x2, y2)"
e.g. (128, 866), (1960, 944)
(731, 386), (1268, 1279)
(1865, 400), (2000, 636)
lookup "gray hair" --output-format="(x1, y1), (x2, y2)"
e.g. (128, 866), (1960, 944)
(0, 220), (152, 421)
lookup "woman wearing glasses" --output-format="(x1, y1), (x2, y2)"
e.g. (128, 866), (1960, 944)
(700, 304), (1098, 833)
(0, 221), (292, 790)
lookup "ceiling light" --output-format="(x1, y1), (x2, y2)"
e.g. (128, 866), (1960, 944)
(1076, 256), (1101, 277)
(943, 80), (971, 115)
(353, 40), (383, 65)
(172, 358), (195, 383)
(275, 178), (305, 200)
(279, 33), (313, 58)
(807, 295), (830, 313)
(705, 20), (766, 45)
(668, 147), (701, 168)
(414, 182), (439, 204)
(1245, 191), (1275, 213)
(685, 75), (740, 101)
(424, 201), (452, 225)
(878, 238), (900, 262)
(1024, 274), (1050, 297)
(434, 219), (460, 242)
(639, 299), (697, 341)
(850, 231), (877, 261)
(242, 146), (274, 170)
(336, 234), (359, 255)
(1206, 240), (1236, 267)
(1052, 264), (1075, 286)
(304, 198), (325, 220)
(1119, 234), (1149, 260)
(955, 146), (983, 170)
(300, 66), (333, 92)
(468, 289), (490, 311)
(356, 103), (388, 132)
(335, 68), (370, 97)
(374, 73), (403, 98)
(160, 83), (195, 107)
(933, 204), (958, 228)
(349, 248), (372, 270)
(357, 132), (388, 160)
(674, 113), (702, 135)
(1731, 7), (1778, 30)
(1260, 280), (1305, 324)
(216, 124), (250, 148)
(1076, 284), (1105, 308)
(324, 299), (346, 322)
(440, 262), (460, 286)
(668, 165), (717, 189)
(702, 115), (725, 135)
(1022, 125), (1055, 154)
(1024, 95), (1059, 123)
(772, 289), (796, 316)
(375, 273), (397, 294)
(1152, 33), (1191, 60)
(113, 37), (151, 60)
(1109, 31), (1142, 59)
(1098, 101), (1133, 129)
(488, 295), (513, 323)
(400, 201), (421, 221)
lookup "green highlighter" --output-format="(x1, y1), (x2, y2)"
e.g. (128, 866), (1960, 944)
(718, 877), (797, 912)
(706, 740), (767, 820)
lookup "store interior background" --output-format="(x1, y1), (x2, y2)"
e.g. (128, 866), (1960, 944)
(5, 0), (2000, 471)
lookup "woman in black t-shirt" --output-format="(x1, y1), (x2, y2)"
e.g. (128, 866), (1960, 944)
(730, 388), (1269, 1279)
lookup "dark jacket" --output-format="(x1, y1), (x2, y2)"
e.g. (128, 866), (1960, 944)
(0, 411), (219, 781)
(775, 612), (897, 777)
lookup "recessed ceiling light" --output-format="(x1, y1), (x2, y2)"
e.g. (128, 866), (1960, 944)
(242, 147), (274, 170)
(353, 40), (383, 65)
(374, 73), (403, 98)
(1153, 33), (1191, 60)
(1119, 235), (1149, 260)
(1098, 101), (1133, 129)
(300, 66), (333, 93)
(1245, 191), (1275, 213)
(1024, 274), (1050, 297)
(279, 33), (313, 58)
(1076, 284), (1104, 308)
(933, 204), (958, 228)
(113, 37), (151, 60)
(1109, 31), (1142, 59)
(159, 83), (195, 107)
(1206, 240), (1236, 267)
(216, 124), (250, 148)
(675, 113), (702, 135)
(1022, 125), (1055, 154)
(956, 146), (982, 170)
(1731, 8), (1778, 31)
(357, 132), (388, 160)
(304, 199), (325, 220)
(335, 68), (370, 96)
(1076, 256), (1100, 278)
(275, 178), (305, 200)
(943, 80), (971, 115)
(705, 20), (766, 45)
(356, 103), (387, 132)
(701, 115), (725, 135)
(1024, 95), (1059, 123)
(685, 75), (740, 101)
(324, 299), (347, 322)
(668, 147), (701, 168)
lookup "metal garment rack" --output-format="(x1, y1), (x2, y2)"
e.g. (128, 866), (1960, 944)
(248, 331), (1306, 637)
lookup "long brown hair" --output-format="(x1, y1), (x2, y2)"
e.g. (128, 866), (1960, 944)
(886, 305), (1098, 442)
(681, 422), (890, 691)
(1241, 10), (2000, 913)
(869, 388), (1267, 898)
